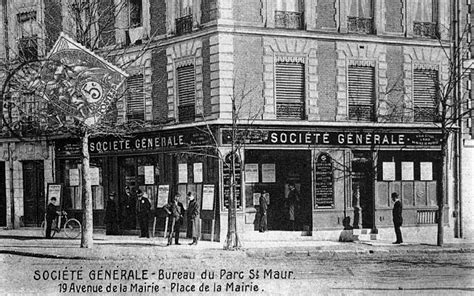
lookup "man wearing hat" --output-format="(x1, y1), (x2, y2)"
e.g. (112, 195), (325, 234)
(186, 192), (200, 245)
(137, 189), (151, 238)
(45, 197), (60, 238)
(105, 191), (119, 235)
(164, 193), (185, 245)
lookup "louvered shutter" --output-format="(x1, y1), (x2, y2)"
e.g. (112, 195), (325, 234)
(276, 62), (305, 119)
(177, 64), (195, 122)
(414, 68), (438, 122)
(348, 65), (375, 121)
(126, 74), (145, 120)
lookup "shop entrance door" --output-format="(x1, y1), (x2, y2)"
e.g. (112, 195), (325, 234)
(0, 162), (5, 227)
(22, 161), (44, 226)
(245, 150), (312, 232)
(352, 153), (374, 229)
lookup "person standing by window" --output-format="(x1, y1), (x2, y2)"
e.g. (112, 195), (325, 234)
(105, 192), (119, 235)
(45, 197), (59, 238)
(137, 189), (151, 238)
(164, 193), (185, 246)
(259, 190), (268, 233)
(187, 192), (200, 245)
(391, 192), (403, 244)
(287, 182), (300, 231)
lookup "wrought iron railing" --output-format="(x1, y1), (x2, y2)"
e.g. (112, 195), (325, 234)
(349, 104), (375, 121)
(347, 17), (374, 34)
(413, 22), (438, 38)
(414, 106), (438, 122)
(275, 11), (304, 30)
(178, 104), (195, 122)
(276, 102), (305, 119)
(176, 14), (193, 36)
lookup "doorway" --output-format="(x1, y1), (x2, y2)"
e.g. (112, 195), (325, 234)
(351, 152), (374, 229)
(245, 150), (312, 231)
(22, 161), (44, 226)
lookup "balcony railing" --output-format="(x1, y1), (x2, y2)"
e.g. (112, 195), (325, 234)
(276, 102), (305, 120)
(347, 17), (374, 34)
(414, 106), (438, 122)
(349, 104), (375, 121)
(413, 22), (438, 39)
(176, 14), (193, 36)
(275, 11), (304, 30)
(178, 104), (195, 122)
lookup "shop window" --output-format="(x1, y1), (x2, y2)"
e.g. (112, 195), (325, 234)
(413, 68), (439, 122)
(62, 161), (104, 211)
(348, 65), (375, 121)
(412, 0), (438, 38)
(17, 11), (38, 61)
(347, 0), (374, 34)
(126, 74), (145, 121)
(128, 0), (143, 28)
(275, 0), (304, 30)
(177, 64), (196, 122)
(275, 61), (305, 120)
(176, 0), (193, 35)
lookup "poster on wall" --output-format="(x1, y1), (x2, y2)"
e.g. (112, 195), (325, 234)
(420, 162), (433, 180)
(47, 184), (62, 207)
(178, 163), (188, 183)
(193, 163), (203, 183)
(382, 162), (396, 181)
(69, 168), (80, 186)
(315, 153), (334, 207)
(262, 163), (276, 183)
(245, 164), (259, 183)
(144, 166), (155, 185)
(89, 167), (100, 186)
(157, 185), (170, 208)
(401, 162), (414, 180)
(202, 184), (215, 211)
(253, 192), (261, 206)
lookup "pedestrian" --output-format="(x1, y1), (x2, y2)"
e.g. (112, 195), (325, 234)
(187, 192), (200, 245)
(287, 182), (300, 231)
(164, 193), (185, 246)
(136, 189), (151, 238)
(122, 186), (136, 229)
(259, 190), (268, 232)
(105, 192), (119, 235)
(45, 197), (59, 239)
(391, 192), (403, 244)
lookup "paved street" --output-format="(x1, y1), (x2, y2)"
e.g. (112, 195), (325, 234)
(1, 229), (474, 295)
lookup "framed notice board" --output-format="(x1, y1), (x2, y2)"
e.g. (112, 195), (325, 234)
(314, 153), (334, 208)
(201, 184), (215, 220)
(47, 183), (62, 208)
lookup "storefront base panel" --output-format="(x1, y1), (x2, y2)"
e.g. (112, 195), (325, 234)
(313, 210), (348, 231)
(461, 141), (474, 240)
(376, 225), (458, 244)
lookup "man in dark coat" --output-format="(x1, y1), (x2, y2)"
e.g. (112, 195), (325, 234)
(122, 186), (136, 229)
(105, 192), (119, 235)
(287, 182), (300, 231)
(187, 192), (200, 245)
(45, 197), (59, 238)
(259, 191), (268, 232)
(391, 192), (403, 244)
(164, 193), (185, 246)
(137, 189), (151, 238)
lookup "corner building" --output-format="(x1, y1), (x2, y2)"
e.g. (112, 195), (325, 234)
(0, 0), (463, 243)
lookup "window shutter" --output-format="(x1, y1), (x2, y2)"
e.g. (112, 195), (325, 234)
(276, 62), (305, 119)
(348, 65), (375, 121)
(126, 74), (145, 120)
(177, 64), (195, 122)
(414, 68), (438, 122)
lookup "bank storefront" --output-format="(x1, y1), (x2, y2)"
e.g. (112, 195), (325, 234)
(55, 127), (220, 240)
(219, 125), (446, 241)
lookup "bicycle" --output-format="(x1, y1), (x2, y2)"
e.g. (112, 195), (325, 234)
(41, 211), (82, 239)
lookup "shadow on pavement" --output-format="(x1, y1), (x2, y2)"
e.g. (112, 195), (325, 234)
(0, 235), (75, 241)
(0, 250), (92, 260)
(98, 242), (167, 247)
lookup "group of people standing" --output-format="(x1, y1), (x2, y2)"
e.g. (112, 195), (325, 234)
(104, 187), (200, 246)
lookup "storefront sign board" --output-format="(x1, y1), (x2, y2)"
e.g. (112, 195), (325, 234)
(144, 166), (155, 185)
(193, 163), (203, 183)
(202, 184), (215, 211)
(262, 164), (276, 183)
(157, 185), (170, 208)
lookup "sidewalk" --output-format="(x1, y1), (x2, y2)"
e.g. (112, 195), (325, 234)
(1, 228), (473, 260)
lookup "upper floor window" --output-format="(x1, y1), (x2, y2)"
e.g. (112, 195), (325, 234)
(128, 0), (142, 28)
(177, 64), (196, 122)
(126, 74), (145, 121)
(176, 0), (193, 35)
(275, 0), (304, 30)
(348, 64), (375, 121)
(413, 0), (438, 38)
(17, 11), (38, 61)
(275, 60), (305, 120)
(347, 0), (374, 34)
(413, 68), (439, 122)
